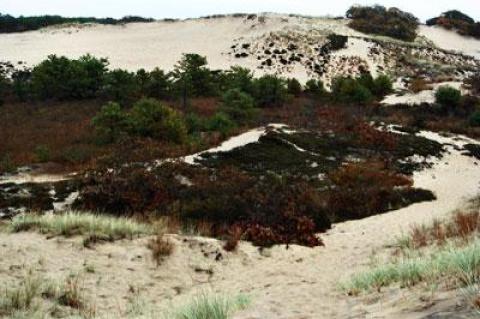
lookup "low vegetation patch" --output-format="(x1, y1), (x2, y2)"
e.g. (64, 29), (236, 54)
(168, 293), (250, 319)
(344, 204), (480, 310)
(76, 119), (440, 248)
(346, 5), (419, 42)
(427, 10), (480, 40)
(0, 271), (93, 318)
(10, 212), (152, 245)
(0, 13), (153, 33)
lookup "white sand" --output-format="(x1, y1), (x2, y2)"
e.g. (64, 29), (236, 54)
(183, 124), (287, 165)
(1, 130), (479, 318)
(419, 25), (480, 59)
(1, 15), (478, 85)
(382, 81), (465, 105)
(0, 172), (72, 185)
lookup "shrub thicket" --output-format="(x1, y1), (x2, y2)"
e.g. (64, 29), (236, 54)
(205, 112), (237, 136)
(305, 79), (325, 96)
(286, 78), (302, 97)
(0, 73), (7, 106)
(427, 10), (480, 39)
(129, 98), (188, 143)
(102, 69), (138, 105)
(0, 13), (153, 33)
(145, 67), (172, 99)
(92, 102), (130, 143)
(346, 5), (419, 42)
(223, 66), (255, 94)
(252, 74), (288, 107)
(220, 88), (257, 124)
(172, 53), (217, 99)
(31, 54), (108, 100)
(332, 74), (393, 104)
(327, 34), (348, 50)
(93, 98), (188, 144)
(331, 76), (374, 104)
(435, 86), (462, 112)
(469, 111), (480, 127)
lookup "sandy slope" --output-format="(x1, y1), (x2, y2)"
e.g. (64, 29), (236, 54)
(1, 15), (478, 84)
(418, 25), (480, 60)
(1, 131), (479, 319)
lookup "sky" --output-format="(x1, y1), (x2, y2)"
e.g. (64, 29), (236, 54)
(1, 0), (479, 23)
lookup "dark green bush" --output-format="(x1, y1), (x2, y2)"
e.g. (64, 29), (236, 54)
(223, 66), (255, 94)
(145, 68), (172, 99)
(102, 69), (138, 105)
(34, 145), (51, 163)
(372, 74), (393, 97)
(426, 11), (479, 39)
(0, 13), (154, 33)
(435, 86), (461, 111)
(327, 34), (348, 50)
(287, 78), (302, 97)
(12, 69), (31, 101)
(129, 98), (187, 143)
(465, 73), (480, 95)
(252, 75), (288, 107)
(92, 102), (130, 143)
(220, 88), (257, 124)
(346, 5), (419, 41)
(469, 111), (480, 127)
(305, 79), (325, 96)
(31, 54), (108, 100)
(206, 112), (236, 136)
(172, 53), (216, 98)
(331, 76), (373, 104)
(0, 73), (7, 105)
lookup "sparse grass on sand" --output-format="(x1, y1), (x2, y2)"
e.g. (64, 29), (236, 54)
(0, 271), (93, 319)
(344, 239), (480, 293)
(10, 212), (152, 246)
(167, 293), (251, 319)
(344, 207), (480, 310)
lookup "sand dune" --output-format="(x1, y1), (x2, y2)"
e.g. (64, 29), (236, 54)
(418, 25), (480, 59)
(1, 15), (478, 84)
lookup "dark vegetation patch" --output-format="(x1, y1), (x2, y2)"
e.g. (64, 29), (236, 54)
(0, 13), (154, 33)
(464, 144), (480, 160)
(0, 179), (78, 218)
(427, 10), (480, 39)
(346, 5), (419, 42)
(74, 116), (441, 248)
(1, 52), (477, 248)
(197, 125), (443, 176)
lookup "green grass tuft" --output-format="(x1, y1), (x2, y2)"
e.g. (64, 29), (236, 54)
(10, 212), (152, 244)
(169, 293), (250, 319)
(344, 239), (480, 294)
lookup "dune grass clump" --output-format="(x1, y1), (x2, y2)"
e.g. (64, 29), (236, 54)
(147, 222), (174, 266)
(345, 207), (480, 297)
(0, 273), (43, 317)
(0, 271), (93, 318)
(344, 239), (480, 294)
(169, 293), (250, 319)
(10, 212), (152, 245)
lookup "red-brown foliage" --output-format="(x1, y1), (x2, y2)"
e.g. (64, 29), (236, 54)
(328, 162), (414, 220)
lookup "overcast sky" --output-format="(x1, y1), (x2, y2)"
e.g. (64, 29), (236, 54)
(1, 0), (479, 22)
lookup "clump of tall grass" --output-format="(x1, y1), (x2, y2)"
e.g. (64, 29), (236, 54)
(0, 272), (42, 317)
(344, 239), (480, 295)
(0, 271), (92, 318)
(168, 293), (250, 319)
(10, 212), (152, 245)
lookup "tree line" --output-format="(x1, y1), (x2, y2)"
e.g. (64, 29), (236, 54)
(0, 13), (153, 33)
